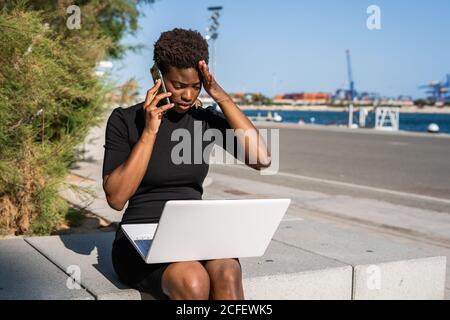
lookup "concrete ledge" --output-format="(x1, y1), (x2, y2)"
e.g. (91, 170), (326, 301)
(0, 238), (94, 300)
(353, 257), (447, 300)
(25, 232), (144, 300)
(25, 232), (352, 300)
(241, 240), (352, 299)
(13, 217), (446, 300)
(275, 219), (447, 300)
(244, 268), (351, 300)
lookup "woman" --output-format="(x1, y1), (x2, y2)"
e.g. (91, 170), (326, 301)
(102, 28), (271, 300)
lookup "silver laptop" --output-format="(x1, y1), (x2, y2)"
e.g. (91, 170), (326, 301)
(121, 198), (291, 264)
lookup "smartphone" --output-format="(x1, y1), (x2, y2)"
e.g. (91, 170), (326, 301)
(150, 64), (171, 107)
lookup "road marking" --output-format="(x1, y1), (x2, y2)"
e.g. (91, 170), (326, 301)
(387, 141), (409, 146)
(217, 164), (450, 206)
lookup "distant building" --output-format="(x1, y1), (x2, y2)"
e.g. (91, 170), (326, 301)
(274, 92), (331, 105)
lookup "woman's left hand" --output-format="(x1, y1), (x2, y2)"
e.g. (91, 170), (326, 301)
(198, 60), (230, 104)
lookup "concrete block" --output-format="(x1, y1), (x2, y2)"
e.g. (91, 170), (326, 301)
(241, 240), (352, 300)
(275, 219), (447, 299)
(25, 232), (145, 300)
(26, 232), (353, 300)
(353, 257), (446, 300)
(0, 238), (94, 300)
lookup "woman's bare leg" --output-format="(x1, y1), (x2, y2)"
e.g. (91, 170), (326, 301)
(204, 259), (244, 300)
(161, 261), (210, 300)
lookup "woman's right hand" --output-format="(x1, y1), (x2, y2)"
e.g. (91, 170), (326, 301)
(143, 79), (175, 135)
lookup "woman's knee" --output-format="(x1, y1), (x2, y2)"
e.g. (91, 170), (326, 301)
(162, 262), (210, 299)
(207, 259), (242, 287)
(205, 259), (244, 300)
(181, 272), (210, 299)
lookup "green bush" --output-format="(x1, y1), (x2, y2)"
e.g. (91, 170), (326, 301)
(0, 8), (107, 235)
(0, 0), (156, 235)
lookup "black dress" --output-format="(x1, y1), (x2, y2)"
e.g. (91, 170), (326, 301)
(102, 103), (239, 299)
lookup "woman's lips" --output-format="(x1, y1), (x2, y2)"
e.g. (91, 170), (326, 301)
(177, 103), (191, 109)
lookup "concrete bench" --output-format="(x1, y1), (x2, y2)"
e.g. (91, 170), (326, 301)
(1, 218), (445, 300)
(12, 219), (446, 299)
(275, 219), (447, 299)
(24, 231), (352, 300)
(0, 238), (94, 300)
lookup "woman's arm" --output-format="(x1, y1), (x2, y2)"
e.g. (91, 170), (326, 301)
(103, 131), (157, 211)
(198, 60), (271, 170)
(103, 81), (174, 211)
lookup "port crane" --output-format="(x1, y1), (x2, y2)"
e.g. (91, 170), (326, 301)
(419, 74), (450, 104)
(346, 49), (356, 101)
(333, 50), (357, 103)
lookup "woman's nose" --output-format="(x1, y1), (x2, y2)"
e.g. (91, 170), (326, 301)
(181, 89), (194, 102)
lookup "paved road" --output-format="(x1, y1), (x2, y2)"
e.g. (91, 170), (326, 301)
(82, 115), (450, 212)
(211, 125), (450, 213)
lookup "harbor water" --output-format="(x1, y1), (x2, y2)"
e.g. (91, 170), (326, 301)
(243, 110), (450, 134)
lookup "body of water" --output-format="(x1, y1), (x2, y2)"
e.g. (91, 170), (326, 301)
(243, 110), (450, 134)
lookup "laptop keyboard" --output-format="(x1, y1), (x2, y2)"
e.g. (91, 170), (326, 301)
(134, 239), (153, 256)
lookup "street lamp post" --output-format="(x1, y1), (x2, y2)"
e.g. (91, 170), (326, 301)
(205, 6), (223, 80)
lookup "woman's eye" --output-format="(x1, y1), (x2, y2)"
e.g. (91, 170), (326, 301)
(173, 84), (200, 90)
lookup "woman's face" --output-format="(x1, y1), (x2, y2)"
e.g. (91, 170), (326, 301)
(163, 66), (202, 113)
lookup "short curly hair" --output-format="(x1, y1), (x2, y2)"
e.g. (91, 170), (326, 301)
(153, 28), (209, 74)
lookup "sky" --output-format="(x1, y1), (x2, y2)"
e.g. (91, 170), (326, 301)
(110, 0), (450, 99)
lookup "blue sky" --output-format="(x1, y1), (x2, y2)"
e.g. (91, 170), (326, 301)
(110, 0), (450, 99)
